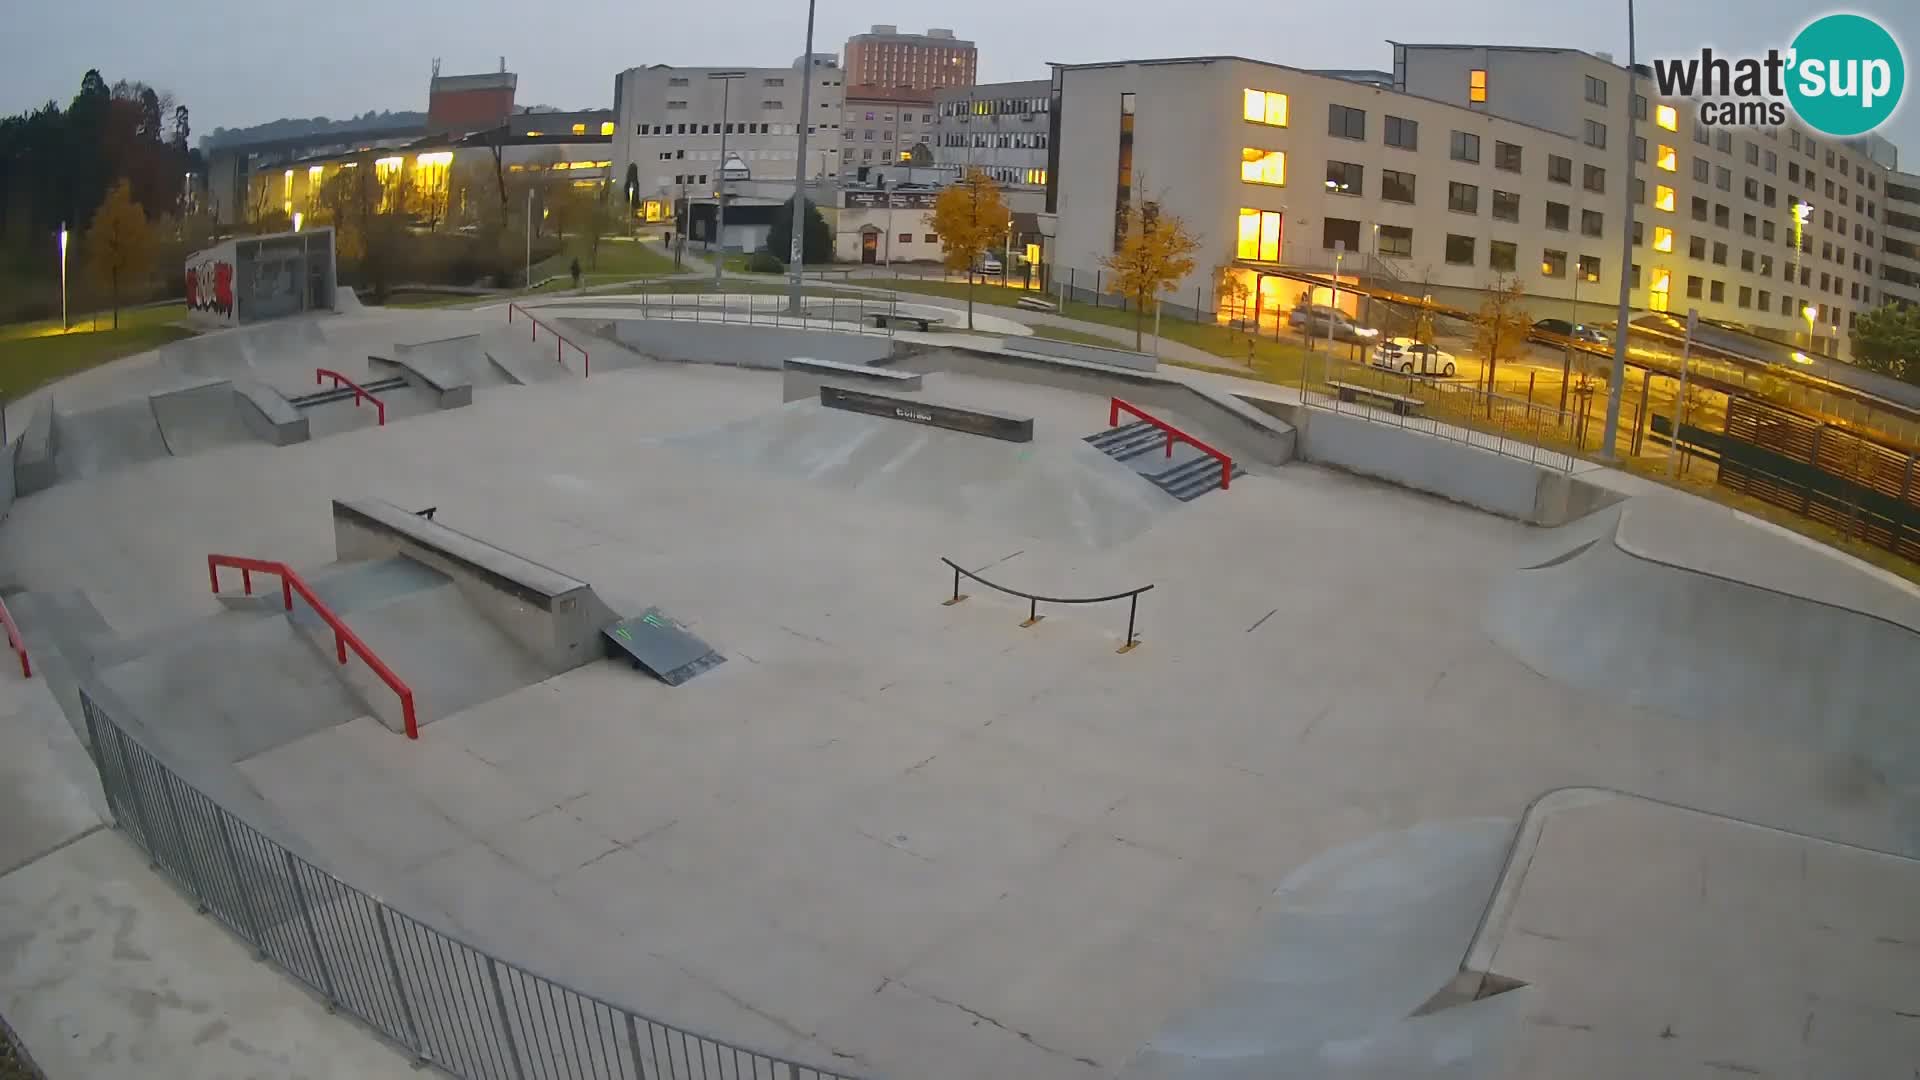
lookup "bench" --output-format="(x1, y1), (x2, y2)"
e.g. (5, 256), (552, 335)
(864, 312), (941, 332)
(1326, 380), (1426, 417)
(1015, 296), (1058, 313)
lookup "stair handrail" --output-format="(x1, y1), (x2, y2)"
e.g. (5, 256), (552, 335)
(940, 557), (1154, 653)
(206, 554), (419, 739)
(314, 368), (387, 426)
(0, 595), (30, 677)
(507, 302), (591, 377)
(1108, 397), (1234, 491)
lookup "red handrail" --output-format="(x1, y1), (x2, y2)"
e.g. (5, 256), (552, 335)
(1109, 397), (1234, 491)
(0, 595), (30, 677)
(315, 368), (387, 426)
(507, 302), (591, 377)
(207, 554), (419, 739)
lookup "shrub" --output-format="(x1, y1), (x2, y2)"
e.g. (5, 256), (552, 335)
(746, 250), (785, 274)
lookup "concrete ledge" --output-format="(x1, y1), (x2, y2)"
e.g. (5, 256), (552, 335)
(331, 498), (616, 673)
(1280, 407), (1622, 525)
(899, 346), (1296, 465)
(374, 347), (475, 409)
(14, 396), (56, 496)
(232, 380), (309, 446)
(1004, 335), (1156, 372)
(820, 385), (1034, 442)
(781, 356), (922, 403)
(597, 319), (893, 371)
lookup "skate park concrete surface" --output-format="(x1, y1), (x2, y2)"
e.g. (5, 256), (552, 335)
(2, 302), (1919, 1079)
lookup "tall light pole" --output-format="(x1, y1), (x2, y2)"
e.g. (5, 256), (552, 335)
(1802, 304), (1816, 353)
(1599, 0), (1638, 459)
(58, 224), (69, 332)
(525, 188), (534, 288)
(710, 71), (745, 289)
(787, 0), (818, 314)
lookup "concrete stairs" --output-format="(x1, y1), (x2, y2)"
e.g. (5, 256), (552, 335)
(1084, 421), (1246, 502)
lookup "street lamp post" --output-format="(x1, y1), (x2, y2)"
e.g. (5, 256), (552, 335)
(525, 188), (534, 288)
(710, 71), (745, 290)
(58, 224), (69, 332)
(1560, 267), (1585, 420)
(787, 0), (819, 314)
(1803, 304), (1817, 353)
(1599, 0), (1638, 459)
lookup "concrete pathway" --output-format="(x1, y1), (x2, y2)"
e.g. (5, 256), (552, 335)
(0, 673), (416, 1079)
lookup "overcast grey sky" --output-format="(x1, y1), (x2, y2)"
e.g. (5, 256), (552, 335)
(3, 0), (1915, 157)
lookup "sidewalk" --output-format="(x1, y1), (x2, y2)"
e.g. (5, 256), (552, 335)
(0, 674), (415, 1079)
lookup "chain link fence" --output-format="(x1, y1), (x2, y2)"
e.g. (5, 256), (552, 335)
(78, 688), (864, 1080)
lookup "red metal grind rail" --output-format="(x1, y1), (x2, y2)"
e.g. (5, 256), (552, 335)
(207, 555), (419, 739)
(314, 368), (387, 426)
(507, 302), (591, 377)
(0, 595), (30, 677)
(1108, 397), (1234, 491)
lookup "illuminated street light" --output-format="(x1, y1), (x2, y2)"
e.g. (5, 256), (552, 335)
(292, 211), (304, 232)
(1802, 303), (1816, 353)
(58, 224), (69, 331)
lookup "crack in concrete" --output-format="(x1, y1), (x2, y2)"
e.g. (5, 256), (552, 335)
(909, 985), (1100, 1069)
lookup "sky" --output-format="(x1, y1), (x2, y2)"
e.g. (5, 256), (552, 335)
(3, 0), (1916, 158)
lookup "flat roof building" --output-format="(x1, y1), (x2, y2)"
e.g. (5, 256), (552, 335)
(843, 26), (976, 92)
(934, 79), (1051, 194)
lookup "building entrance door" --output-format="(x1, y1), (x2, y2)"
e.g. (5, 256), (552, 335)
(861, 231), (879, 264)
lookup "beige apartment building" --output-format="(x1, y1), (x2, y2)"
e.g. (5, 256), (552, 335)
(1049, 45), (1900, 357)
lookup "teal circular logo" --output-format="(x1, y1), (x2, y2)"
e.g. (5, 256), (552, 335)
(1786, 14), (1905, 136)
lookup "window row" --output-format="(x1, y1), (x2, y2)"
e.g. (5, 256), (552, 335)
(638, 121), (806, 136)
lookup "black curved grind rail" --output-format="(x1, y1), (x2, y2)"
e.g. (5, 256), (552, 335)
(939, 557), (1154, 653)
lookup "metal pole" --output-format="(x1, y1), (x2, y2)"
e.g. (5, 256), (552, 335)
(713, 74), (734, 290)
(1328, 250), (1342, 357)
(525, 188), (533, 288)
(1153, 298), (1162, 359)
(1599, 0), (1638, 459)
(787, 0), (818, 314)
(1561, 270), (1579, 419)
(59, 224), (69, 331)
(1668, 307), (1696, 478)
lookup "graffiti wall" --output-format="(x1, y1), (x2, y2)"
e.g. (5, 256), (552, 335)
(184, 241), (239, 328)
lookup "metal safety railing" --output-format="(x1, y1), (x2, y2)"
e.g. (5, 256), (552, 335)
(1108, 397), (1234, 491)
(619, 290), (901, 336)
(508, 302), (591, 376)
(78, 685), (866, 1080)
(207, 554), (418, 739)
(940, 557), (1154, 653)
(315, 368), (388, 426)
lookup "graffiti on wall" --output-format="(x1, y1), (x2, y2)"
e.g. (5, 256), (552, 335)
(184, 255), (236, 324)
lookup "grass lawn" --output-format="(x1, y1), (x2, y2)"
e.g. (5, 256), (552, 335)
(1027, 325), (1132, 349)
(532, 237), (679, 284)
(0, 305), (194, 400)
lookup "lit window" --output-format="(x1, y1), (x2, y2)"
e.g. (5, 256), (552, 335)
(1655, 104), (1678, 131)
(1469, 69), (1488, 103)
(1653, 226), (1674, 252)
(1241, 148), (1286, 187)
(1649, 269), (1671, 311)
(1656, 145), (1677, 172)
(1654, 185), (1676, 212)
(1242, 88), (1289, 127)
(1237, 207), (1282, 261)
(601, 122), (615, 136)
(572, 123), (586, 135)
(525, 130), (544, 137)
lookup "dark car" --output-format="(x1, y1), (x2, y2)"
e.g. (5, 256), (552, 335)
(1530, 318), (1609, 346)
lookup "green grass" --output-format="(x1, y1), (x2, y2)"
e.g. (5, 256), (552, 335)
(1027, 325), (1131, 349)
(0, 305), (195, 399)
(532, 237), (679, 284)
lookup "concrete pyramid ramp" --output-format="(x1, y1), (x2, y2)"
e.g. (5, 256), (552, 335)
(1486, 497), (1920, 811)
(149, 378), (258, 455)
(394, 333), (512, 389)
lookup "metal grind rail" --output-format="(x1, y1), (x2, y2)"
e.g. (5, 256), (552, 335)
(314, 368), (388, 425)
(1108, 397), (1234, 491)
(0, 594), (29, 677)
(940, 557), (1154, 653)
(507, 302), (591, 376)
(206, 554), (419, 739)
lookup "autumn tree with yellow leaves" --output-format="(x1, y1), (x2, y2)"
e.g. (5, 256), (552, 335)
(1102, 201), (1200, 351)
(929, 169), (1011, 330)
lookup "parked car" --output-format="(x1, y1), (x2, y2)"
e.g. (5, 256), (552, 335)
(1288, 304), (1381, 343)
(978, 255), (1004, 275)
(1530, 318), (1609, 346)
(1374, 338), (1458, 377)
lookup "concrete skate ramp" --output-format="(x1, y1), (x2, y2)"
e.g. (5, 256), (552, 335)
(149, 378), (257, 455)
(1487, 498), (1920, 820)
(394, 334), (509, 389)
(52, 398), (171, 480)
(664, 399), (1181, 548)
(478, 328), (574, 385)
(331, 497), (618, 674)
(1121, 819), (1524, 1079)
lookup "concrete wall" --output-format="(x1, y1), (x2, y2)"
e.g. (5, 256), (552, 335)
(781, 357), (923, 402)
(0, 436), (15, 521)
(13, 397), (56, 497)
(897, 346), (1296, 465)
(331, 498), (617, 675)
(1005, 336), (1156, 372)
(601, 319), (895, 370)
(1255, 403), (1623, 525)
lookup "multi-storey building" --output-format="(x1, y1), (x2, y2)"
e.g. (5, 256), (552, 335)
(933, 79), (1052, 193)
(1048, 44), (1903, 358)
(1882, 169), (1920, 308)
(611, 58), (844, 211)
(840, 85), (937, 180)
(842, 26), (976, 92)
